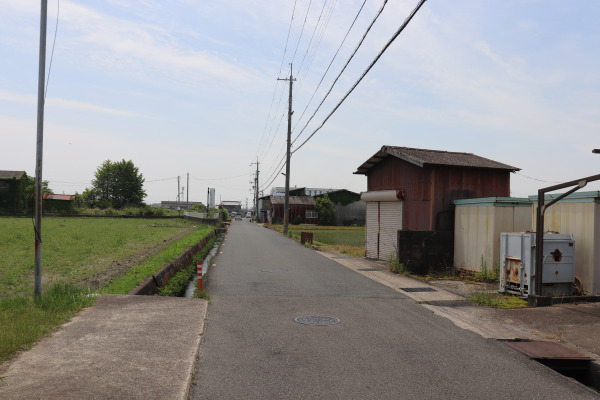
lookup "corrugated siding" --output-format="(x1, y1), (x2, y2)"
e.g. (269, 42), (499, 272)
(365, 202), (379, 258)
(536, 202), (599, 294)
(454, 204), (533, 272)
(379, 202), (403, 260)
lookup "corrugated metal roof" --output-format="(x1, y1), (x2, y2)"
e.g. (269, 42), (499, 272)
(0, 170), (26, 179)
(43, 194), (74, 201)
(354, 146), (520, 175)
(270, 196), (315, 205)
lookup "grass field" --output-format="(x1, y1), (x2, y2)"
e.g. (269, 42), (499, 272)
(0, 217), (205, 299)
(269, 225), (365, 257)
(0, 216), (214, 363)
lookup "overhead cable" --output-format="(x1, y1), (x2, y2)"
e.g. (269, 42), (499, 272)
(291, 0), (389, 146)
(293, 0), (428, 153)
(292, 0), (367, 134)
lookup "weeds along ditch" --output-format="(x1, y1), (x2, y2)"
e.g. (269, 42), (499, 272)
(155, 232), (224, 299)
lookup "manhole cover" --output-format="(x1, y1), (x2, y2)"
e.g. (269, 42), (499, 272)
(358, 268), (380, 271)
(262, 269), (288, 273)
(400, 287), (437, 293)
(294, 316), (341, 326)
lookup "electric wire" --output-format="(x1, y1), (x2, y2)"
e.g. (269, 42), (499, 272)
(44, 0), (60, 98)
(295, 0), (332, 79)
(296, 0), (337, 91)
(292, 0), (367, 134)
(515, 172), (562, 184)
(291, 0), (389, 147)
(256, 0), (297, 158)
(291, 0), (314, 64)
(293, 0), (428, 153)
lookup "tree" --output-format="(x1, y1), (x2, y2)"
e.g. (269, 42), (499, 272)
(315, 193), (336, 226)
(88, 159), (146, 208)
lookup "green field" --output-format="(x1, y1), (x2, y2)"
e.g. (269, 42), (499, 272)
(0, 217), (208, 299)
(286, 225), (365, 246)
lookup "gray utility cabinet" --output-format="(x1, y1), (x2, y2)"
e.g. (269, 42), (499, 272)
(500, 232), (575, 297)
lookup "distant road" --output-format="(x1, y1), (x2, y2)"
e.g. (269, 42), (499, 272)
(190, 221), (597, 400)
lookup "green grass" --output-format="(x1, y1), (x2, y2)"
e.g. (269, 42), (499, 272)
(469, 292), (528, 309)
(0, 217), (199, 299)
(0, 282), (96, 362)
(156, 236), (216, 297)
(269, 225), (365, 257)
(101, 225), (214, 294)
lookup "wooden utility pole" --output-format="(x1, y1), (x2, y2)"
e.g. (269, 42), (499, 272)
(34, 0), (48, 298)
(278, 65), (295, 234)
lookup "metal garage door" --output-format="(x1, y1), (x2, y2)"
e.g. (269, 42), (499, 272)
(379, 201), (403, 261)
(365, 202), (379, 258)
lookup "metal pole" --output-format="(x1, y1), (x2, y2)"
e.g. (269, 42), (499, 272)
(534, 173), (600, 298)
(186, 172), (189, 210)
(280, 65), (294, 235)
(34, 0), (48, 299)
(255, 159), (259, 221)
(177, 176), (180, 216)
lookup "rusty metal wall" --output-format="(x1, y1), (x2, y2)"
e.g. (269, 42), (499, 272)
(366, 156), (511, 231)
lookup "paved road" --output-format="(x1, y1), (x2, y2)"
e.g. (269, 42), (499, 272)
(190, 221), (598, 399)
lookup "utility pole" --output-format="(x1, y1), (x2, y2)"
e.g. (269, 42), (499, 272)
(34, 0), (48, 299)
(177, 176), (180, 216)
(186, 173), (189, 210)
(278, 64), (295, 234)
(250, 159), (259, 221)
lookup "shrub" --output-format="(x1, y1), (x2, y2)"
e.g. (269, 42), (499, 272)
(388, 251), (406, 274)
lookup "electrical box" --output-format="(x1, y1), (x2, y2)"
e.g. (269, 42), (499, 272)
(499, 232), (575, 297)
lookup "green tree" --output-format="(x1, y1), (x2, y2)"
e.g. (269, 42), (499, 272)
(315, 193), (336, 226)
(88, 159), (146, 209)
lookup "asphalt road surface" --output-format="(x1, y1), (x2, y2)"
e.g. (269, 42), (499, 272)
(190, 221), (598, 400)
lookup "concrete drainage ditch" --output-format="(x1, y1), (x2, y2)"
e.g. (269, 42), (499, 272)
(127, 229), (224, 297)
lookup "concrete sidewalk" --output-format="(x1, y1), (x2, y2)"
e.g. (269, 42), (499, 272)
(0, 295), (208, 400)
(319, 251), (600, 362)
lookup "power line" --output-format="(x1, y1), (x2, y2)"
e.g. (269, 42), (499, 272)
(515, 172), (562, 184)
(256, 0), (298, 158)
(293, 0), (428, 153)
(290, 0), (314, 63)
(44, 0), (59, 98)
(295, 0), (333, 78)
(292, 0), (367, 134)
(291, 0), (390, 146)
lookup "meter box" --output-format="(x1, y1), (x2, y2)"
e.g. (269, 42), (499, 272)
(500, 232), (575, 297)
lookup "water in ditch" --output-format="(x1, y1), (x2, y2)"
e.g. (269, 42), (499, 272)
(184, 235), (222, 298)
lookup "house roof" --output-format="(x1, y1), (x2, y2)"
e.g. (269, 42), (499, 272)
(0, 170), (26, 179)
(354, 146), (520, 175)
(221, 201), (241, 206)
(43, 194), (74, 201)
(270, 196), (315, 205)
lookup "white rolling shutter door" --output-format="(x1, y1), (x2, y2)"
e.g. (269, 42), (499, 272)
(379, 202), (403, 260)
(365, 202), (379, 258)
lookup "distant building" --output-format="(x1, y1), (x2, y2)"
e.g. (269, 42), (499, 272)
(271, 187), (340, 197)
(220, 201), (242, 214)
(315, 189), (365, 226)
(0, 170), (28, 212)
(269, 196), (316, 225)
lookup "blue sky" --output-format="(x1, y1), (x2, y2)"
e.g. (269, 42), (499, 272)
(1, 0), (599, 206)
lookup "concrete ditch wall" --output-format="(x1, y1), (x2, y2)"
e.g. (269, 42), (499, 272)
(129, 230), (217, 295)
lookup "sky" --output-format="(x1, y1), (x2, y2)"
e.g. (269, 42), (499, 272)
(1, 0), (599, 207)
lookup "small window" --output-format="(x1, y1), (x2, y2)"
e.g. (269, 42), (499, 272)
(306, 210), (318, 219)
(0, 181), (9, 190)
